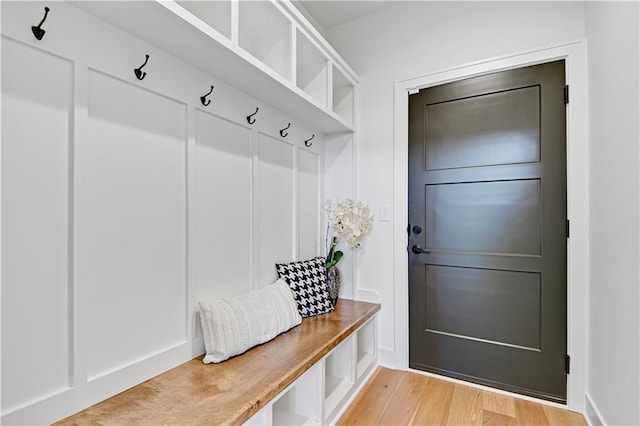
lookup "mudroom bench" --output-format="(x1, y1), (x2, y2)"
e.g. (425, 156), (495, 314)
(57, 300), (380, 425)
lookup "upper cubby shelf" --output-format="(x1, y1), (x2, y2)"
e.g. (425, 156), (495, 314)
(70, 0), (358, 134)
(296, 29), (328, 109)
(239, 1), (292, 82)
(175, 1), (232, 40)
(333, 64), (355, 124)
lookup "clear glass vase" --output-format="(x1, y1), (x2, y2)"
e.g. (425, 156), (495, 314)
(326, 266), (341, 306)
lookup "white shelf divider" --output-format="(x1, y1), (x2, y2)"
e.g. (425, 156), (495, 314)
(356, 318), (378, 380)
(332, 64), (355, 125)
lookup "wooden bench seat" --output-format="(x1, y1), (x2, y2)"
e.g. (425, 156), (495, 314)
(57, 299), (381, 425)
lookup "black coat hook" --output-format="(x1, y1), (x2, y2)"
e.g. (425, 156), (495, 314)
(304, 134), (315, 147)
(200, 85), (214, 106)
(247, 107), (259, 124)
(280, 123), (291, 138)
(31, 6), (50, 40)
(134, 54), (149, 81)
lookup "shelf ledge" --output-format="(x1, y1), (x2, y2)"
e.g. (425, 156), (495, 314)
(56, 300), (380, 425)
(70, 0), (357, 134)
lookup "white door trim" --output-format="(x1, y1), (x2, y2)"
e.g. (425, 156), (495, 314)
(392, 39), (589, 412)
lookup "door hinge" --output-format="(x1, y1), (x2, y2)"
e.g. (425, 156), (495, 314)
(408, 87), (419, 95)
(566, 219), (570, 238)
(564, 85), (569, 105)
(565, 354), (571, 374)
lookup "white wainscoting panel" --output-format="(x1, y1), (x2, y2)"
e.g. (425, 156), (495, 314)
(298, 149), (321, 260)
(79, 70), (187, 380)
(194, 110), (252, 300)
(1, 37), (73, 414)
(1, 1), (325, 422)
(257, 133), (295, 287)
(324, 133), (355, 299)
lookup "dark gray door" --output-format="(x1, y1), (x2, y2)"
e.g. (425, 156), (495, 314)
(408, 61), (567, 402)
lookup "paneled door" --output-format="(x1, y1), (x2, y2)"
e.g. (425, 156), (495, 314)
(408, 61), (567, 402)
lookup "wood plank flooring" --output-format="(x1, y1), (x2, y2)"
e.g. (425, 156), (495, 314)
(338, 368), (586, 425)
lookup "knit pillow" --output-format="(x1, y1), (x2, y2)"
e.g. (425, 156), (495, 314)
(198, 279), (302, 364)
(275, 257), (334, 317)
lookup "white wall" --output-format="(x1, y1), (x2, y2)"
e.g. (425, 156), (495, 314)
(1, 2), (324, 423)
(327, 1), (640, 422)
(325, 0), (587, 369)
(585, 2), (640, 425)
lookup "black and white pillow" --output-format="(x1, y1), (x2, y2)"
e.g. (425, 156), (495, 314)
(275, 257), (334, 317)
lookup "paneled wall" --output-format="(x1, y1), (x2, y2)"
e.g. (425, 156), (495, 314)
(0, 2), (323, 424)
(1, 35), (73, 416)
(194, 112), (253, 300)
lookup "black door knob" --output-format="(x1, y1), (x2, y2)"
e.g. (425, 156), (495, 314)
(411, 244), (430, 255)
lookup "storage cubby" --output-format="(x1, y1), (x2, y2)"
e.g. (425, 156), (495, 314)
(332, 65), (355, 124)
(296, 30), (328, 107)
(70, 1), (357, 133)
(324, 335), (355, 418)
(175, 1), (232, 39)
(272, 364), (322, 426)
(356, 318), (377, 380)
(239, 1), (292, 81)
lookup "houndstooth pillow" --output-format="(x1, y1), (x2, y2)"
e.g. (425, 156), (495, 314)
(275, 257), (334, 317)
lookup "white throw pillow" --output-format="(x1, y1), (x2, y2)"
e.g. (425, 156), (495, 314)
(198, 279), (302, 364)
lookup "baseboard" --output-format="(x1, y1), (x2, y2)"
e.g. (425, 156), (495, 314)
(584, 393), (605, 426)
(378, 347), (397, 368)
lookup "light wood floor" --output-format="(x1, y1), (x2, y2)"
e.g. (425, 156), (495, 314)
(338, 367), (586, 425)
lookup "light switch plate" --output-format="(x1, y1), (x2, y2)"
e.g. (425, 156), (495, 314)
(379, 204), (391, 222)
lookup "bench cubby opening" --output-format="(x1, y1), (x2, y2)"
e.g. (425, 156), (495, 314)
(272, 363), (322, 426)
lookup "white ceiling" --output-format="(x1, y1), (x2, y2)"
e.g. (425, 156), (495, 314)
(295, 1), (396, 31)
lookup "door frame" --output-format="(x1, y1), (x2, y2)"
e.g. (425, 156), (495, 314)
(392, 39), (588, 412)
